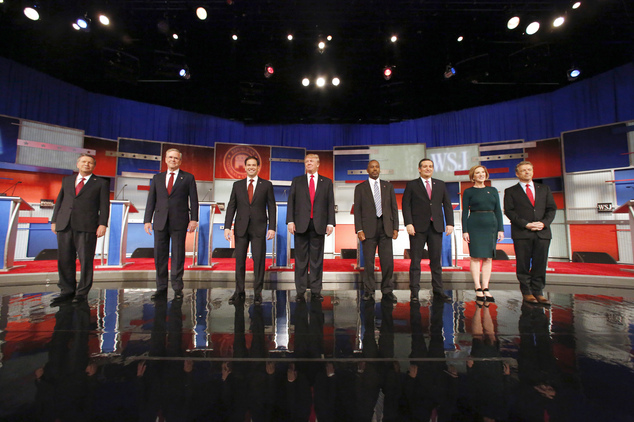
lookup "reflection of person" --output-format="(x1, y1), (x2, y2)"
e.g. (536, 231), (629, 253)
(51, 154), (109, 305)
(224, 156), (276, 305)
(287, 154), (336, 302)
(144, 148), (199, 301)
(354, 160), (399, 303)
(34, 302), (96, 420)
(462, 165), (504, 303)
(503, 161), (557, 305)
(402, 158), (454, 303)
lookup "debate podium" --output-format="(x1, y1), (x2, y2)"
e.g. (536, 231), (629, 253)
(614, 200), (634, 265)
(99, 200), (138, 268)
(0, 196), (34, 271)
(270, 202), (293, 269)
(190, 201), (220, 268)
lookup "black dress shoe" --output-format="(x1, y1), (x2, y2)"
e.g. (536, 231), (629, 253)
(253, 294), (262, 305)
(382, 292), (397, 304)
(228, 292), (245, 305)
(362, 292), (375, 301)
(151, 289), (167, 300)
(434, 293), (452, 303)
(311, 293), (324, 302)
(295, 294), (306, 302)
(173, 290), (184, 300)
(72, 295), (86, 304)
(51, 293), (74, 306)
(410, 293), (419, 304)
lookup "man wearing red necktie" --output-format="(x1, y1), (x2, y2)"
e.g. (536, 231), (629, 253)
(144, 148), (199, 301)
(287, 154), (335, 302)
(504, 161), (557, 306)
(50, 154), (110, 305)
(224, 156), (276, 305)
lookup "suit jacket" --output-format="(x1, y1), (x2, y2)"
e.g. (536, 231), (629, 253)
(353, 179), (399, 238)
(402, 177), (454, 233)
(504, 182), (557, 240)
(287, 173), (335, 235)
(144, 170), (199, 231)
(51, 174), (110, 232)
(224, 178), (276, 237)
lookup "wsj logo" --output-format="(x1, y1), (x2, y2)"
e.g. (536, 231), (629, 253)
(597, 203), (613, 212)
(430, 151), (469, 172)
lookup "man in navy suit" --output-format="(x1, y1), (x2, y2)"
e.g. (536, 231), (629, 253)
(287, 154), (336, 302)
(144, 148), (199, 300)
(504, 161), (557, 305)
(402, 158), (454, 303)
(224, 156), (276, 305)
(51, 154), (110, 305)
(354, 160), (399, 303)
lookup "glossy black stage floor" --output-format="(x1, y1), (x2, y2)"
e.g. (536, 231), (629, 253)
(1, 281), (633, 421)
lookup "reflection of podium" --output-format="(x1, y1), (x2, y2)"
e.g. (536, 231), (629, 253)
(191, 202), (220, 268)
(270, 202), (292, 269)
(614, 200), (634, 265)
(0, 197), (34, 271)
(99, 200), (138, 268)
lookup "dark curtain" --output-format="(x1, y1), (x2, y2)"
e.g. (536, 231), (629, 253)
(1, 56), (633, 150)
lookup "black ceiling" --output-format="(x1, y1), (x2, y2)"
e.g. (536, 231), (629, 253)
(1, 1), (633, 124)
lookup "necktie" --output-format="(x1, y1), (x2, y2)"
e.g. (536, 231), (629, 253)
(75, 177), (85, 196)
(309, 174), (315, 218)
(425, 180), (432, 198)
(167, 172), (175, 195)
(373, 180), (382, 217)
(526, 183), (535, 206)
(248, 179), (254, 203)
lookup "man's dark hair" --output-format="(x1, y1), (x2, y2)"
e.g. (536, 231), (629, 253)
(244, 156), (260, 166)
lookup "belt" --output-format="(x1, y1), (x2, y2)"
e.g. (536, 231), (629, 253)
(470, 210), (493, 213)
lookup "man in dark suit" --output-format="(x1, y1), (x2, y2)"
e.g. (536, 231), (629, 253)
(224, 156), (276, 305)
(402, 158), (454, 303)
(50, 154), (110, 305)
(287, 153), (336, 302)
(504, 161), (557, 305)
(144, 148), (199, 300)
(354, 160), (399, 303)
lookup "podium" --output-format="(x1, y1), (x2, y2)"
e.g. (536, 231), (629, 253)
(350, 204), (368, 270)
(190, 202), (220, 268)
(99, 200), (138, 268)
(0, 196), (34, 271)
(270, 202), (293, 269)
(614, 200), (634, 265)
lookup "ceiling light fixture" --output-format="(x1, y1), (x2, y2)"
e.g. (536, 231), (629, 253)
(318, 41), (326, 51)
(302, 78), (310, 87)
(196, 7), (207, 20)
(316, 77), (326, 87)
(172, 33), (179, 40)
(383, 66), (393, 80)
(332, 77), (340, 86)
(572, 2), (581, 10)
(264, 64), (274, 78)
(232, 34), (238, 41)
(287, 34), (293, 41)
(390, 35), (397, 43)
(526, 21), (540, 35)
(24, 7), (39, 21)
(567, 66), (581, 81)
(444, 64), (456, 79)
(507, 16), (520, 30)
(553, 16), (565, 27)
(457, 36), (464, 42)
(98, 14), (110, 26)
(327, 35), (332, 41)
(179, 66), (190, 80)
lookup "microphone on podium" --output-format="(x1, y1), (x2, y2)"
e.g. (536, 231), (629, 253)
(115, 184), (128, 200)
(201, 188), (213, 202)
(0, 181), (22, 197)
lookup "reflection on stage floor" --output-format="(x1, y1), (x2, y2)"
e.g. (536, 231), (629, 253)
(1, 286), (633, 421)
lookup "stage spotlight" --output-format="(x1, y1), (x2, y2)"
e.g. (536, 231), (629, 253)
(196, 7), (207, 20)
(553, 16), (565, 27)
(24, 7), (39, 21)
(287, 34), (293, 41)
(264, 64), (274, 78)
(232, 34), (238, 41)
(507, 16), (520, 30)
(74, 16), (90, 30)
(316, 77), (326, 87)
(457, 36), (464, 42)
(332, 77), (340, 86)
(318, 41), (326, 51)
(98, 14), (110, 25)
(572, 2), (581, 10)
(383, 66), (393, 81)
(179, 66), (190, 79)
(526, 21), (540, 35)
(327, 35), (332, 41)
(567, 67), (581, 81)
(172, 33), (179, 40)
(302, 78), (310, 87)
(443, 65), (456, 79)
(390, 35), (398, 43)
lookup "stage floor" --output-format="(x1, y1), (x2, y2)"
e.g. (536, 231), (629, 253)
(1, 262), (634, 421)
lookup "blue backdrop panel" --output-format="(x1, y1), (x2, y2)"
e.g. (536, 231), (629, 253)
(126, 223), (154, 254)
(563, 123), (629, 173)
(614, 168), (634, 206)
(334, 147), (370, 181)
(26, 223), (57, 258)
(538, 177), (563, 192)
(446, 182), (460, 207)
(270, 147), (305, 181)
(0, 115), (19, 164)
(117, 138), (163, 175)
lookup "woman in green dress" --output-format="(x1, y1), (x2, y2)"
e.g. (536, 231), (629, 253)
(462, 165), (504, 302)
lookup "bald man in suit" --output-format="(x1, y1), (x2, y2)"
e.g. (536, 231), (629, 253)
(287, 154), (336, 302)
(224, 156), (276, 306)
(144, 148), (199, 301)
(51, 154), (110, 305)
